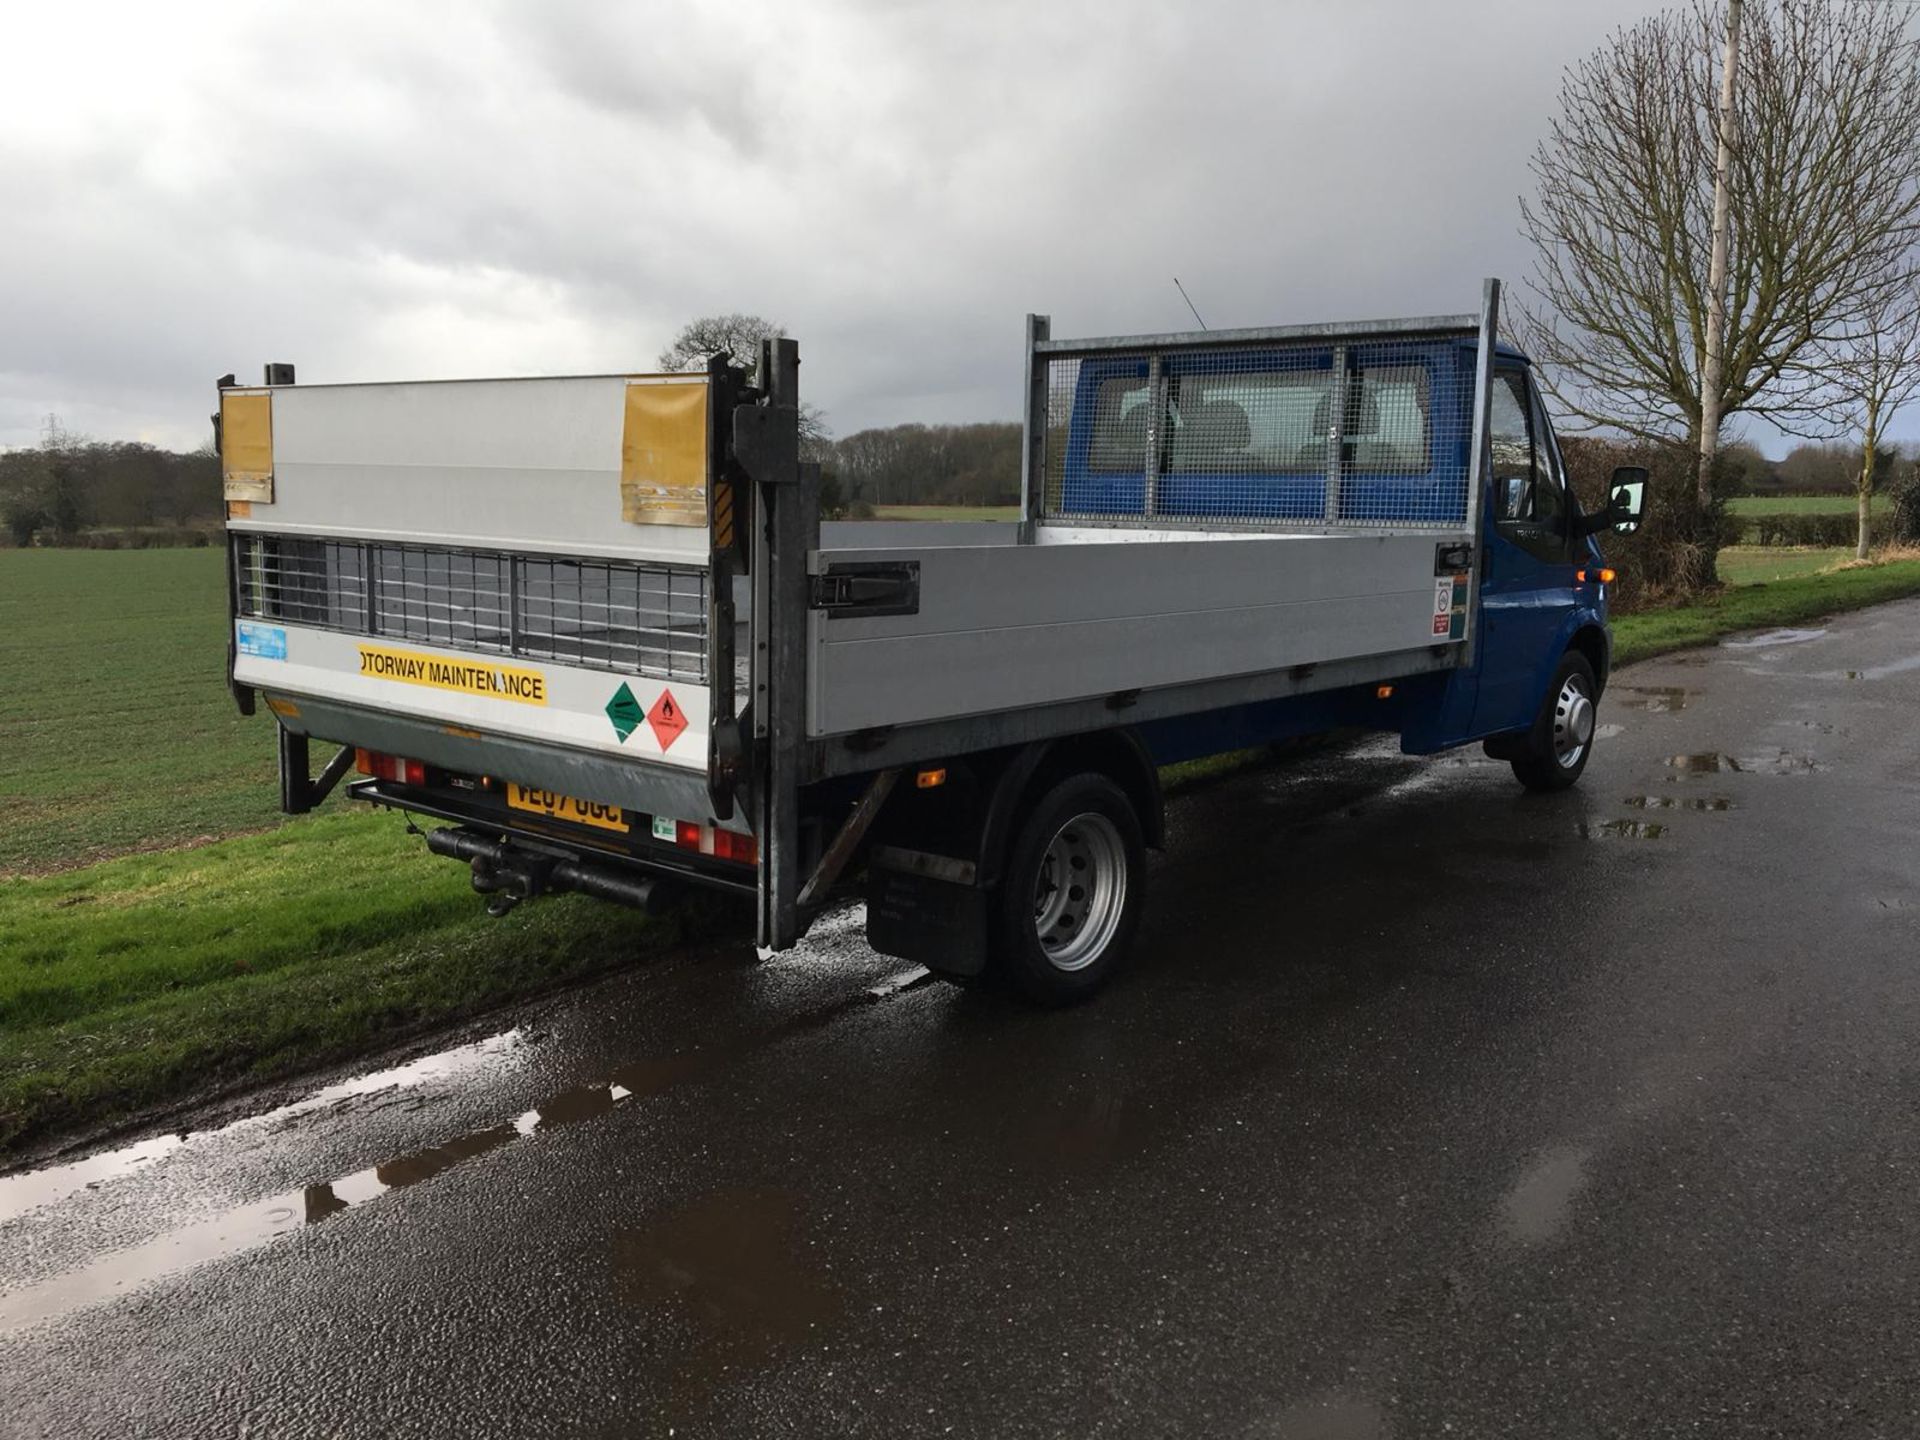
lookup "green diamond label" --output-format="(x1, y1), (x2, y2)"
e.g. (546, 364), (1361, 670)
(606, 682), (643, 742)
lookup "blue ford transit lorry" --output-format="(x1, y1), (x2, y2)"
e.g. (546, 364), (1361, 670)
(223, 278), (1645, 1002)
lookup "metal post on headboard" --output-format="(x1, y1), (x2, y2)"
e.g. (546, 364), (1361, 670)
(1461, 277), (1501, 665)
(1019, 313), (1050, 541)
(1143, 354), (1166, 519)
(1325, 344), (1349, 524)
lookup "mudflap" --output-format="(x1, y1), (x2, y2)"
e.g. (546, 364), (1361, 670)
(866, 863), (990, 978)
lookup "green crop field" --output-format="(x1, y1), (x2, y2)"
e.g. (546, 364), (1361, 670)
(869, 504), (1021, 522)
(1727, 494), (1857, 517)
(0, 549), (286, 873)
(1715, 545), (1854, 586)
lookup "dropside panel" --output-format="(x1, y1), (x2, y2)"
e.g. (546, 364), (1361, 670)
(808, 531), (1468, 736)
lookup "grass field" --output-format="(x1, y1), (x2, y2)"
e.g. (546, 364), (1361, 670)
(0, 550), (283, 873)
(6, 540), (1920, 1155)
(1727, 494), (1857, 517)
(869, 504), (1020, 522)
(1715, 545), (1853, 585)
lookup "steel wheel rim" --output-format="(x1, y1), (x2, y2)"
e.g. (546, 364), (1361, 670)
(1552, 673), (1596, 769)
(1032, 811), (1127, 972)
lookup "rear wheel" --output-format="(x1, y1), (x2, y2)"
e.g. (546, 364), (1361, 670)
(991, 773), (1146, 1005)
(1511, 652), (1598, 792)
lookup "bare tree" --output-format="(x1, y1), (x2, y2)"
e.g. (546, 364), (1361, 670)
(658, 313), (830, 447)
(1812, 265), (1920, 559)
(1515, 0), (1920, 498)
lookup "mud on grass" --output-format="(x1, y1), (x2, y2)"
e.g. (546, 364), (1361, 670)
(0, 810), (730, 1156)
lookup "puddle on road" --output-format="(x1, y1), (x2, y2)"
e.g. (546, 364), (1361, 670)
(0, 1062), (675, 1334)
(1736, 751), (1823, 774)
(0, 1029), (532, 1225)
(1613, 685), (1695, 713)
(1581, 820), (1668, 840)
(0, 963), (932, 1336)
(1666, 751), (1822, 777)
(1624, 795), (1734, 812)
(1501, 1145), (1590, 1246)
(611, 1188), (841, 1396)
(1818, 653), (1920, 683)
(1721, 627), (1828, 649)
(0, 1136), (186, 1223)
(1667, 753), (1742, 773)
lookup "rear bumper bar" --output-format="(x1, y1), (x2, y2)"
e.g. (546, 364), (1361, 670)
(350, 779), (756, 896)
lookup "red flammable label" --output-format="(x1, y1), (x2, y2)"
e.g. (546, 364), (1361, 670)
(647, 688), (689, 750)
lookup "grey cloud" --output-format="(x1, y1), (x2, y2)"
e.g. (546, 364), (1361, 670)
(6, 0), (1729, 455)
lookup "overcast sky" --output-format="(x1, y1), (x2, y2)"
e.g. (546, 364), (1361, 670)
(2, 0), (1771, 457)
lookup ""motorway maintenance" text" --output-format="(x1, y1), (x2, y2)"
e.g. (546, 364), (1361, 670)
(356, 645), (548, 705)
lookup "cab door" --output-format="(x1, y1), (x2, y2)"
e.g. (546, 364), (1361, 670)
(1473, 365), (1580, 734)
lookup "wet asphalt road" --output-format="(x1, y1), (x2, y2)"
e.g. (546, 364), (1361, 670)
(4, 601), (1920, 1438)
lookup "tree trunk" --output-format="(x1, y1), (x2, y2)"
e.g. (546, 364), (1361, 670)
(1697, 0), (1745, 509)
(1859, 398), (1880, 562)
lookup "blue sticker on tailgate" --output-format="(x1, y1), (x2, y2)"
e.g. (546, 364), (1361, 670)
(237, 622), (287, 660)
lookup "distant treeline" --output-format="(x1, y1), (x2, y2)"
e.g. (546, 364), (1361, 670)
(1, 433), (221, 546)
(1712, 438), (1907, 496)
(816, 421), (1021, 512)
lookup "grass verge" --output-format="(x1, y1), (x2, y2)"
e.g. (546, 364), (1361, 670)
(0, 810), (729, 1155)
(1612, 557), (1920, 667)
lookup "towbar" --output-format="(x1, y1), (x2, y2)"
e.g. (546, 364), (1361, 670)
(425, 827), (673, 915)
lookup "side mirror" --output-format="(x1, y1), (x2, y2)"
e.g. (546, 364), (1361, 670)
(1607, 466), (1648, 535)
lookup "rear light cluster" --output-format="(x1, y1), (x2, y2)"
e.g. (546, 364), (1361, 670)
(652, 815), (757, 866)
(355, 749), (426, 786)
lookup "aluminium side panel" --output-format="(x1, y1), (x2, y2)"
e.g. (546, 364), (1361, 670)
(808, 532), (1458, 735)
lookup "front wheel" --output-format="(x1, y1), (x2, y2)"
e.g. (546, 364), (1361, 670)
(1511, 652), (1598, 792)
(991, 773), (1146, 1005)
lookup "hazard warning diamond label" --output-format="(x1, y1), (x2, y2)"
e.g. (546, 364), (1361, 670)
(646, 688), (689, 751)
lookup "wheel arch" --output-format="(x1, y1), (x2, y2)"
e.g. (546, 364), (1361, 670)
(1566, 620), (1612, 697)
(978, 728), (1163, 887)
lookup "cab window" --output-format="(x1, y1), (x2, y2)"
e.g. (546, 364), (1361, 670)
(1489, 369), (1571, 560)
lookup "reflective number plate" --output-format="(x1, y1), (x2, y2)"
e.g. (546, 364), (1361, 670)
(505, 783), (629, 833)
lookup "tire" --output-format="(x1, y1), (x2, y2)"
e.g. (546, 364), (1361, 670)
(1511, 651), (1599, 792)
(990, 773), (1146, 1005)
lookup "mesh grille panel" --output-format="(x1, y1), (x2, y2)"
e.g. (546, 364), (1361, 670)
(1041, 336), (1470, 530)
(517, 555), (708, 677)
(234, 535), (708, 683)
